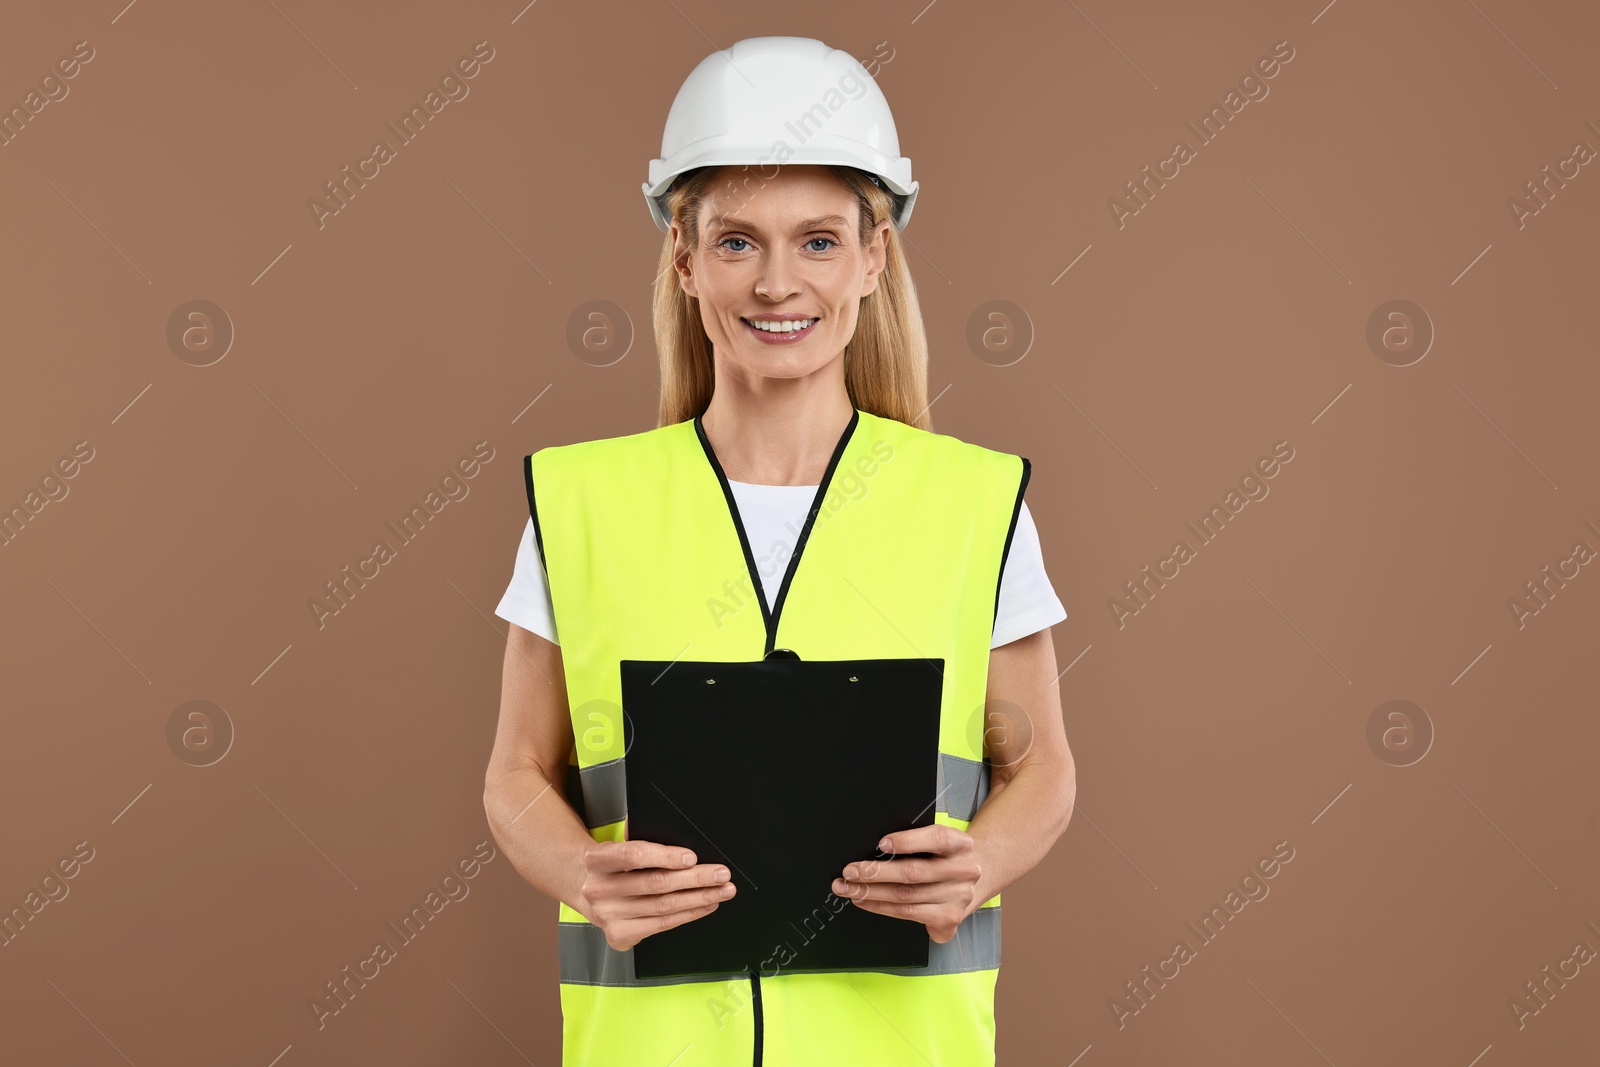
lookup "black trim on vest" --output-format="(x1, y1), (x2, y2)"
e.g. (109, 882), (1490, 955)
(994, 456), (1031, 631)
(750, 970), (764, 1066)
(522, 454), (547, 573)
(693, 407), (861, 658)
(563, 760), (587, 822)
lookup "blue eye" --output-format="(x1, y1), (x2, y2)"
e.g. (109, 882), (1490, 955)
(718, 236), (837, 253)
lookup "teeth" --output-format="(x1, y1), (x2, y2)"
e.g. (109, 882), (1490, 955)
(747, 318), (817, 333)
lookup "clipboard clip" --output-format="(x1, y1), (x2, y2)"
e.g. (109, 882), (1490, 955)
(764, 647), (800, 661)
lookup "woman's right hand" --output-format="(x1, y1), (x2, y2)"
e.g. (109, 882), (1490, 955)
(578, 839), (736, 951)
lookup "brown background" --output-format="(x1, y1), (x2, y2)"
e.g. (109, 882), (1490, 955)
(2, 1), (1596, 1064)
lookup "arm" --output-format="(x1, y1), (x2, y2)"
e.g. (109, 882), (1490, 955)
(962, 625), (1076, 914)
(481, 622), (595, 914)
(833, 626), (1076, 939)
(482, 622), (737, 948)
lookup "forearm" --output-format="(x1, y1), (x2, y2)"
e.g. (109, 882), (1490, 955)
(960, 753), (1075, 918)
(484, 765), (597, 916)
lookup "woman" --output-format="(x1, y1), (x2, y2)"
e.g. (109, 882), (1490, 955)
(483, 36), (1075, 1067)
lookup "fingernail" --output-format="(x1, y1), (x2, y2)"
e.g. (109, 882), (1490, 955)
(878, 838), (890, 851)
(844, 865), (859, 879)
(715, 868), (730, 882)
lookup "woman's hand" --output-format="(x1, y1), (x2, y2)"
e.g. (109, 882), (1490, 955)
(579, 839), (736, 951)
(832, 824), (983, 943)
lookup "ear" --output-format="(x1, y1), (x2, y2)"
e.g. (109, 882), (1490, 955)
(858, 216), (891, 299)
(670, 219), (699, 298)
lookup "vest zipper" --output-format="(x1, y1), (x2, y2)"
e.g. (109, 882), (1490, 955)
(750, 970), (764, 1066)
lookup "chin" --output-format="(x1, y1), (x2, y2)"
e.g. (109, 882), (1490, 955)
(737, 360), (826, 381)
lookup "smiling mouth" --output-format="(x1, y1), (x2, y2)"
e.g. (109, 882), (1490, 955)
(741, 316), (820, 342)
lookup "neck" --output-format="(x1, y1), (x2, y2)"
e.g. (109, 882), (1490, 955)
(699, 365), (854, 486)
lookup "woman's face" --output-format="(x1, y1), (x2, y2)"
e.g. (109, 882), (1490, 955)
(672, 165), (890, 383)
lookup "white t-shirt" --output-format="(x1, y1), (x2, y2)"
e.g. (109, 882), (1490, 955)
(495, 480), (1067, 648)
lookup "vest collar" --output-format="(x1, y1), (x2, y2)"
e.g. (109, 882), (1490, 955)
(691, 406), (862, 657)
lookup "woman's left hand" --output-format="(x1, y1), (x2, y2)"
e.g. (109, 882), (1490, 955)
(832, 824), (983, 943)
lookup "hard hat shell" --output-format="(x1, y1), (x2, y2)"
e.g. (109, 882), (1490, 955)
(642, 36), (919, 233)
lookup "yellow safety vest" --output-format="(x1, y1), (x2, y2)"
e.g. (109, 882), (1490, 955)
(525, 406), (1030, 1067)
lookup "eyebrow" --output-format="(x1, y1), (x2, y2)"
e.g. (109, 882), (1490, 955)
(707, 214), (851, 234)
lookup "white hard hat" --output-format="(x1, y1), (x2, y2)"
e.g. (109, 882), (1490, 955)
(642, 36), (920, 233)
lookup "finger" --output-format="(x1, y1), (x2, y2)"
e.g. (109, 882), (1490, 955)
(877, 824), (967, 859)
(832, 878), (968, 904)
(589, 838), (699, 873)
(845, 896), (948, 924)
(842, 854), (971, 885)
(618, 879), (737, 919)
(612, 900), (723, 949)
(617, 863), (732, 899)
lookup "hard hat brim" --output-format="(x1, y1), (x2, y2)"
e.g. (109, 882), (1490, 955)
(641, 145), (919, 234)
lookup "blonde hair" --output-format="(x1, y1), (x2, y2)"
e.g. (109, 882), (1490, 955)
(651, 165), (932, 431)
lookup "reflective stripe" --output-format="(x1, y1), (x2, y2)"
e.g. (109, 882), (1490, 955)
(559, 905), (1001, 986)
(937, 752), (990, 823)
(558, 924), (748, 987)
(569, 758), (626, 829)
(571, 752), (990, 830)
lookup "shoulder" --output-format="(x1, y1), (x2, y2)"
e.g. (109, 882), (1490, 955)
(528, 419), (696, 473)
(858, 410), (1026, 481)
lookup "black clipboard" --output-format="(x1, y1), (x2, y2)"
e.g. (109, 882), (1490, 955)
(620, 651), (944, 979)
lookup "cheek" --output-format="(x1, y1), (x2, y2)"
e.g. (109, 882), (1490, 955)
(829, 303), (859, 337)
(696, 302), (733, 341)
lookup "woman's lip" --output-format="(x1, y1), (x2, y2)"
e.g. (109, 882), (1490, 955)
(742, 317), (819, 343)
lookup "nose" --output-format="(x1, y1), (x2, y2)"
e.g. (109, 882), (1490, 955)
(753, 250), (801, 303)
